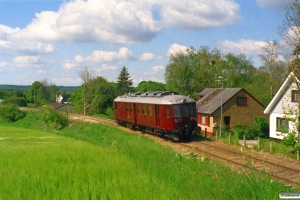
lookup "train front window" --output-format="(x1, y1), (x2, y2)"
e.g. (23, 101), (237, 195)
(189, 104), (196, 116)
(182, 105), (188, 117)
(173, 105), (181, 117)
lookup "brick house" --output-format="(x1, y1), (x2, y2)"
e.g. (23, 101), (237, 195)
(196, 88), (266, 136)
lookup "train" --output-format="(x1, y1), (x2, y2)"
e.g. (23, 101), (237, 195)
(114, 91), (200, 141)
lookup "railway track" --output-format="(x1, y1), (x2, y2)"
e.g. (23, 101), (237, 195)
(181, 141), (300, 188)
(20, 107), (300, 188)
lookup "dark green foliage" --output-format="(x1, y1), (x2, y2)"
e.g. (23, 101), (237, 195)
(135, 81), (166, 92)
(282, 132), (297, 147)
(34, 106), (68, 130)
(233, 116), (269, 140)
(117, 66), (133, 95)
(0, 104), (26, 122)
(2, 96), (27, 106)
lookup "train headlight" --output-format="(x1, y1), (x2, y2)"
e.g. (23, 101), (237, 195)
(174, 119), (179, 123)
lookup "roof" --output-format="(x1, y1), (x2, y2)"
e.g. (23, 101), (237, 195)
(49, 102), (73, 109)
(264, 71), (299, 114)
(198, 88), (216, 97)
(114, 91), (196, 105)
(197, 88), (243, 114)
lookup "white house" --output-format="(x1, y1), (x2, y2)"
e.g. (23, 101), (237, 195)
(264, 72), (300, 140)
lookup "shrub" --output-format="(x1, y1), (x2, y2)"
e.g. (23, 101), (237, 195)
(36, 106), (68, 130)
(0, 104), (26, 122)
(233, 116), (269, 140)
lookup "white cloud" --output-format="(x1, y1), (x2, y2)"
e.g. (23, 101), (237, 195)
(61, 59), (78, 69)
(37, 70), (47, 74)
(0, 1), (242, 57)
(167, 43), (188, 56)
(100, 64), (118, 71)
(152, 65), (164, 73)
(157, 0), (241, 30)
(256, 0), (294, 11)
(139, 53), (155, 61)
(13, 56), (50, 68)
(75, 47), (133, 63)
(218, 39), (267, 56)
(0, 62), (9, 68)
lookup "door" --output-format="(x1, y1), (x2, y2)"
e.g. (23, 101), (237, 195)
(155, 105), (160, 127)
(224, 116), (231, 129)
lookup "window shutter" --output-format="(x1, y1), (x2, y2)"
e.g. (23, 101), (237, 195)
(206, 116), (210, 126)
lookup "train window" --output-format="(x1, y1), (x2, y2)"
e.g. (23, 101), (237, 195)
(189, 104), (196, 116)
(148, 105), (152, 116)
(143, 105), (146, 115)
(126, 103), (129, 111)
(173, 105), (181, 117)
(130, 104), (133, 112)
(182, 105), (188, 117)
(166, 106), (170, 118)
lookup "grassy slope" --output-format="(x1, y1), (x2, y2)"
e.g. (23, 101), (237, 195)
(0, 121), (298, 199)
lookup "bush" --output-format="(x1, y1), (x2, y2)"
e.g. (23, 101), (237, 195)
(0, 104), (26, 122)
(233, 116), (269, 140)
(105, 107), (114, 119)
(35, 106), (68, 130)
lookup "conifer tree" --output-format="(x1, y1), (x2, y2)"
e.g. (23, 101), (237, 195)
(117, 66), (133, 95)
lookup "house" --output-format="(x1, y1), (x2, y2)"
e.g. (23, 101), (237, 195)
(264, 72), (299, 140)
(196, 88), (266, 136)
(49, 102), (74, 113)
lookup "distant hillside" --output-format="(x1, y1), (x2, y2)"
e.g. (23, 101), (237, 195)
(0, 85), (80, 93)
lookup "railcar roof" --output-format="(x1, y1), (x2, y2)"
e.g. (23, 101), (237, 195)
(114, 91), (196, 105)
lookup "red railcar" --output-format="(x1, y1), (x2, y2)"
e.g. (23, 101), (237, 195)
(114, 91), (200, 141)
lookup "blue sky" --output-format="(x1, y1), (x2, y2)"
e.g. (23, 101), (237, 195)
(0, 0), (294, 86)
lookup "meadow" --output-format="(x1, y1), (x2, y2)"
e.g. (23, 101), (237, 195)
(0, 118), (298, 199)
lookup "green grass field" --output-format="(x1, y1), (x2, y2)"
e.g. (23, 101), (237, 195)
(0, 121), (298, 199)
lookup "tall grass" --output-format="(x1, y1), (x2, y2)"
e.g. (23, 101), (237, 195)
(0, 118), (298, 199)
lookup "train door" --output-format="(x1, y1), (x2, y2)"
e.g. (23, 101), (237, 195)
(155, 105), (160, 127)
(134, 103), (138, 128)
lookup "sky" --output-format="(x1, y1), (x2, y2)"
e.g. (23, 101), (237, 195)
(0, 0), (295, 86)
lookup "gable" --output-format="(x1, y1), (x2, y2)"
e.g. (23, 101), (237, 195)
(264, 72), (298, 114)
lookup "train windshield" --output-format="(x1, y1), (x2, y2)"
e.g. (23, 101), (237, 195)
(182, 105), (188, 117)
(189, 104), (196, 116)
(172, 104), (196, 117)
(173, 105), (181, 117)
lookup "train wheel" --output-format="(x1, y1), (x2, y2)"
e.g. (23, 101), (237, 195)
(181, 127), (192, 139)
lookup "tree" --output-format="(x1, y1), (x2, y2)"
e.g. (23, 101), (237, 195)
(26, 81), (48, 106)
(117, 66), (133, 95)
(135, 81), (166, 92)
(259, 40), (288, 99)
(77, 66), (95, 115)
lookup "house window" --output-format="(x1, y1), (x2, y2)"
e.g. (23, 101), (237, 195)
(291, 90), (299, 102)
(276, 118), (288, 132)
(199, 115), (209, 126)
(237, 97), (247, 106)
(201, 116), (206, 124)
